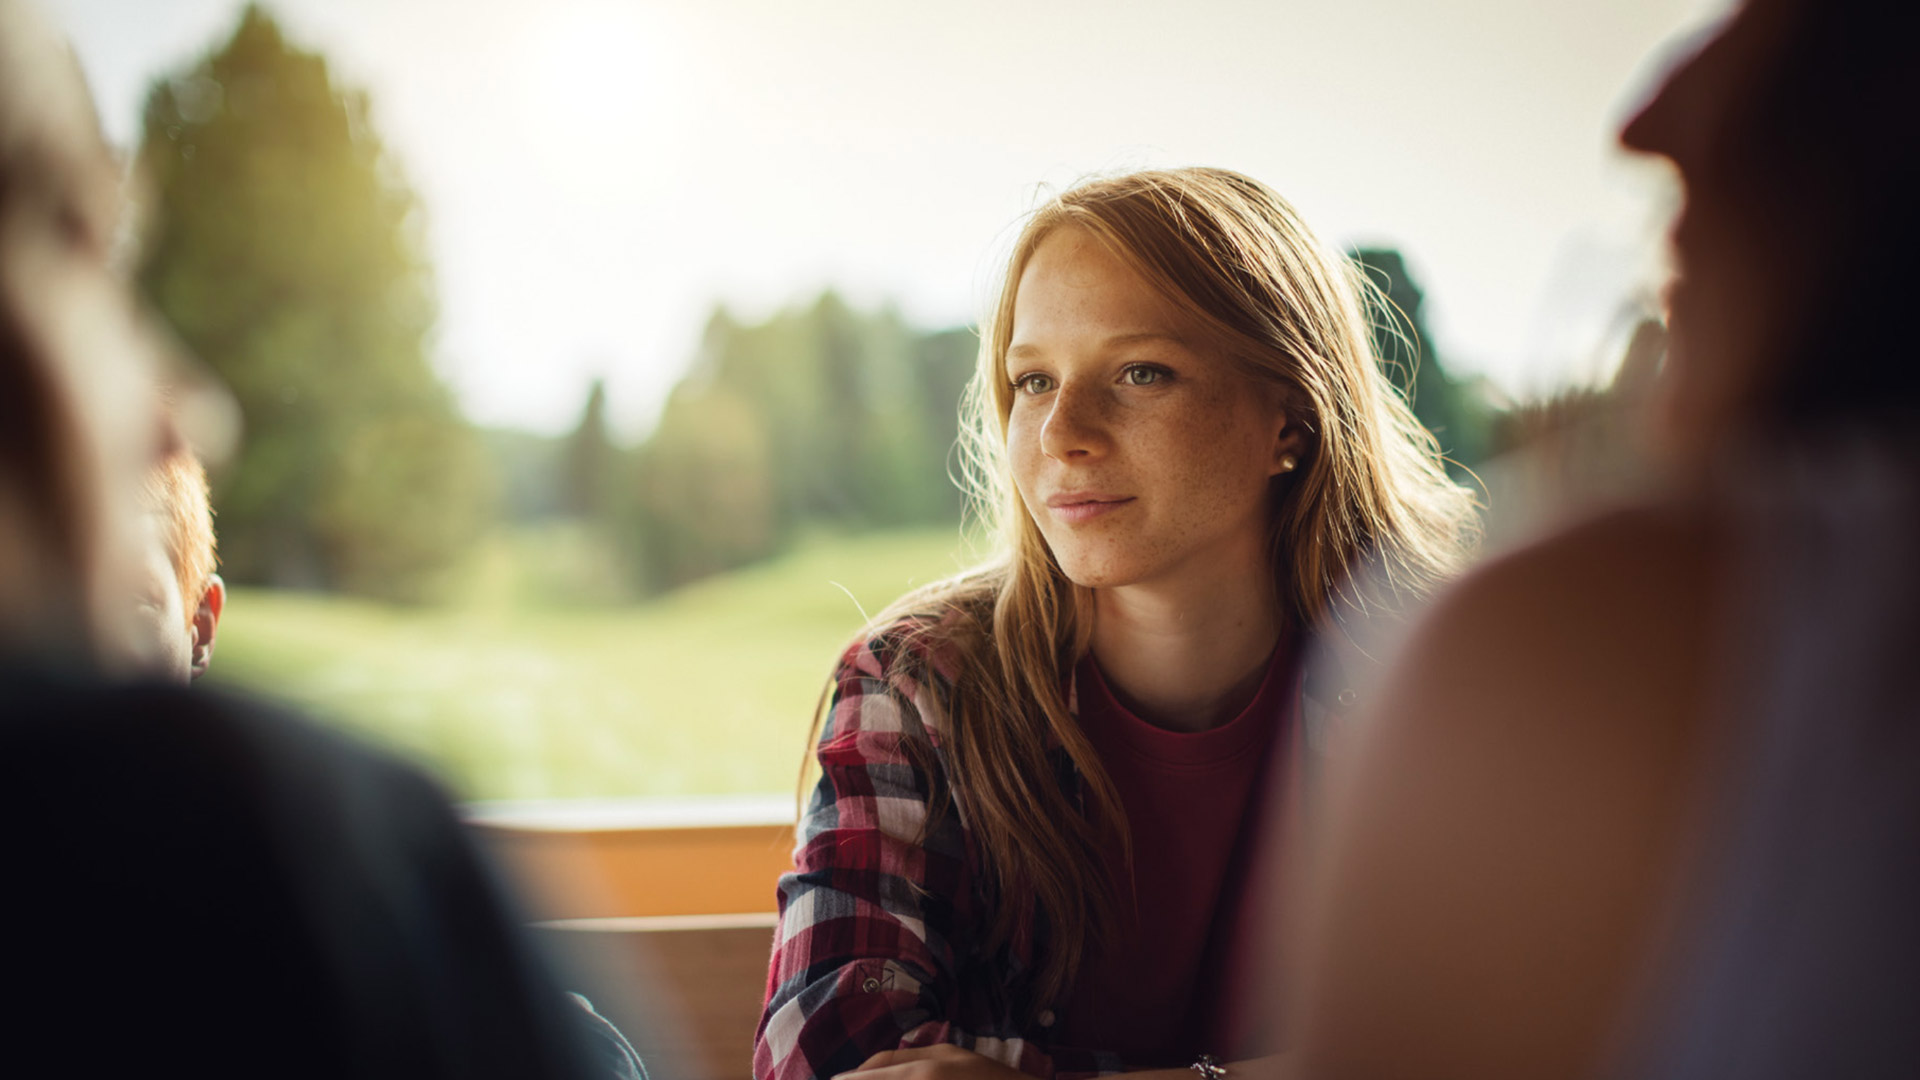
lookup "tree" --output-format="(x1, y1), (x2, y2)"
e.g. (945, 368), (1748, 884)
(628, 294), (975, 590)
(1351, 248), (1494, 473)
(138, 6), (490, 599)
(562, 379), (617, 523)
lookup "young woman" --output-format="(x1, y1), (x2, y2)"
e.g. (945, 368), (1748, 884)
(755, 168), (1477, 1080)
(1282, 1), (1920, 1077)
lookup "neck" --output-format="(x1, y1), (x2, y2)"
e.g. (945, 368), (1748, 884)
(1088, 550), (1283, 734)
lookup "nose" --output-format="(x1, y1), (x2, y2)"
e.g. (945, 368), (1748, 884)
(1619, 84), (1673, 161)
(1620, 71), (1686, 166)
(1039, 382), (1110, 462)
(1619, 19), (1724, 167)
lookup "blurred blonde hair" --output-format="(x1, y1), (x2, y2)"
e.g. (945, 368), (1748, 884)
(142, 447), (217, 621)
(831, 168), (1478, 1009)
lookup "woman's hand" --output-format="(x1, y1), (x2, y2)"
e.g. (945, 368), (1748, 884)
(840, 1047), (1284, 1080)
(838, 1045), (1030, 1080)
(1122, 1055), (1283, 1080)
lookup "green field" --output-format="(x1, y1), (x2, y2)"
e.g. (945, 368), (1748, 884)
(208, 527), (981, 801)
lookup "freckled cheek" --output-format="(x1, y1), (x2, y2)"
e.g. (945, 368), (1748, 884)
(1151, 404), (1274, 527)
(1006, 414), (1041, 488)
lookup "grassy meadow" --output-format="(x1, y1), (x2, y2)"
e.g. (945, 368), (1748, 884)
(207, 527), (982, 801)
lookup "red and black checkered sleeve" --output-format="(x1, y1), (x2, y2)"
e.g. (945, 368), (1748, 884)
(755, 631), (996, 1080)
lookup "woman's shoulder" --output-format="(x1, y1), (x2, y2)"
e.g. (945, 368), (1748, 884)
(836, 580), (996, 688)
(1294, 500), (1732, 1080)
(1449, 499), (1719, 644)
(839, 613), (950, 679)
(1376, 497), (1725, 750)
(824, 603), (985, 747)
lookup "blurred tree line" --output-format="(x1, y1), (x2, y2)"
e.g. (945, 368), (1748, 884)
(624, 298), (973, 589)
(138, 6), (1497, 603)
(500, 295), (973, 595)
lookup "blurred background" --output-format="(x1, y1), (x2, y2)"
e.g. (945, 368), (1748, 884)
(48, 0), (1721, 803)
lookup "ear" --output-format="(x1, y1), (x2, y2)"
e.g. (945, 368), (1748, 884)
(1269, 414), (1310, 478)
(189, 574), (225, 680)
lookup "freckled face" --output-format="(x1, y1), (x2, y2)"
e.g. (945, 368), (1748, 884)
(1006, 228), (1292, 590)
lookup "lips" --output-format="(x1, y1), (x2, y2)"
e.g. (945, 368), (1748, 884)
(1045, 492), (1135, 524)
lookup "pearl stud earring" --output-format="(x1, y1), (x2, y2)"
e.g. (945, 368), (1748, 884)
(1277, 454), (1298, 473)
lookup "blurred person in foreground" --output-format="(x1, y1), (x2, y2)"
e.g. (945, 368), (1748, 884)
(0, 3), (636, 1076)
(126, 445), (225, 682)
(757, 168), (1478, 1080)
(1283, 1), (1920, 1077)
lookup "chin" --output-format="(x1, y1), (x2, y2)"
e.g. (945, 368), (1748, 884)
(1050, 547), (1149, 590)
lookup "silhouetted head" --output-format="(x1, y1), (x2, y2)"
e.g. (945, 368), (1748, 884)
(0, 0), (172, 668)
(1623, 0), (1920, 457)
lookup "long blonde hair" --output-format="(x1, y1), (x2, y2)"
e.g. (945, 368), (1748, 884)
(836, 167), (1477, 1010)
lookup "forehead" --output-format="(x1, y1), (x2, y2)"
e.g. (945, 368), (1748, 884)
(1008, 228), (1194, 357)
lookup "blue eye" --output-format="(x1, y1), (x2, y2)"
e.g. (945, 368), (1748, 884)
(1122, 365), (1166, 386)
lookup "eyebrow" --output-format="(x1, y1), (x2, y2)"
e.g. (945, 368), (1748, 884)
(1005, 330), (1190, 363)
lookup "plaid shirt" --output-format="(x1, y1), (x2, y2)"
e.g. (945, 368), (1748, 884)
(753, 616), (1345, 1080)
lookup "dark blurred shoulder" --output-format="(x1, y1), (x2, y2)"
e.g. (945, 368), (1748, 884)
(1474, 497), (1719, 608)
(0, 667), (457, 836)
(1436, 498), (1721, 660)
(0, 668), (596, 1080)
(1301, 508), (1736, 1080)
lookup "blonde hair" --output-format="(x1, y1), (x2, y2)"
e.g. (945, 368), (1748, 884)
(836, 167), (1478, 1009)
(142, 447), (217, 621)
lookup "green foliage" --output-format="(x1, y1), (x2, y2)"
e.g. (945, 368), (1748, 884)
(629, 293), (975, 590)
(138, 6), (490, 599)
(1351, 248), (1496, 474)
(562, 378), (618, 523)
(633, 376), (780, 588)
(482, 427), (568, 522)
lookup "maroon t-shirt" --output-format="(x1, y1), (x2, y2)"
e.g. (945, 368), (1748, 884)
(1054, 635), (1300, 1065)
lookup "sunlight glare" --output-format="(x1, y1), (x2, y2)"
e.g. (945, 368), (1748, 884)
(517, 3), (683, 200)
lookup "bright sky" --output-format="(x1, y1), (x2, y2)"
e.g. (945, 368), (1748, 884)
(47, 0), (1724, 438)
